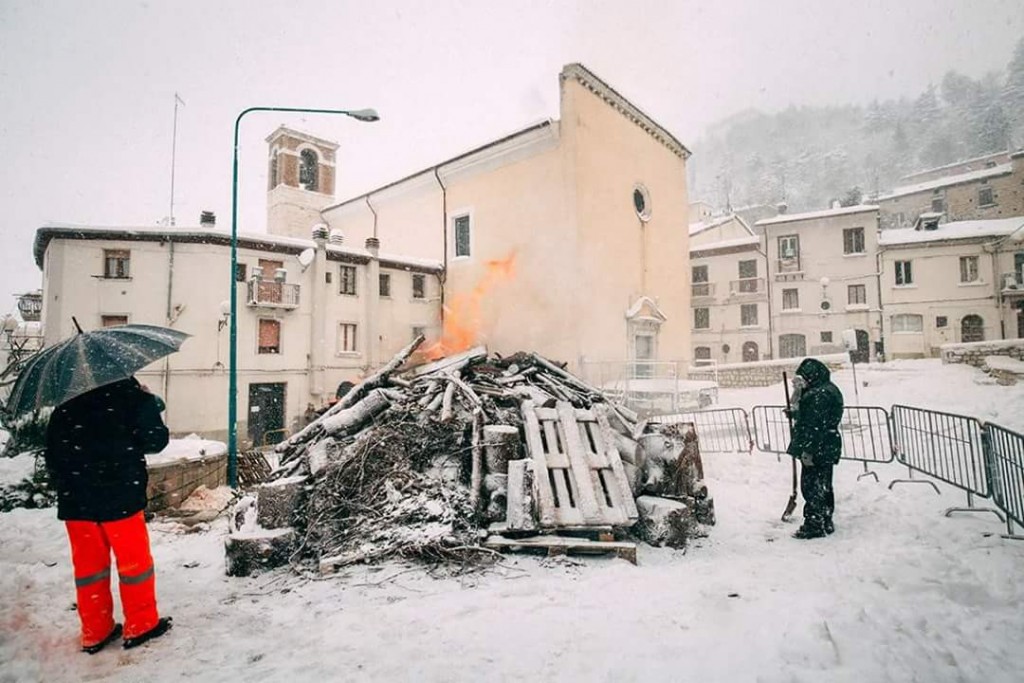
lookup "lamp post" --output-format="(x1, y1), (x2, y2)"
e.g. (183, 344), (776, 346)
(228, 106), (379, 487)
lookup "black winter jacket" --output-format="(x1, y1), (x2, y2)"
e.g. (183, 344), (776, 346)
(786, 358), (844, 465)
(44, 378), (169, 521)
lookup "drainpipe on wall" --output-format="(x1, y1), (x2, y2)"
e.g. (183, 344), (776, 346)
(433, 167), (448, 328)
(365, 237), (381, 370)
(162, 240), (175, 420)
(982, 239), (1005, 339)
(310, 226), (328, 401)
(759, 225), (774, 359)
(875, 244), (887, 362)
(365, 195), (378, 239)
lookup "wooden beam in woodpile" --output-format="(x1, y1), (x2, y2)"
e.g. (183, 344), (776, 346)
(409, 345), (487, 378)
(276, 335), (425, 453)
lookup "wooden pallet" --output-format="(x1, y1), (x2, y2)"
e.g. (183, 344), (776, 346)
(520, 400), (639, 529)
(484, 534), (637, 564)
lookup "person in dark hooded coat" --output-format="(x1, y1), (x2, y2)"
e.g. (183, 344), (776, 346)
(45, 377), (173, 652)
(786, 358), (844, 539)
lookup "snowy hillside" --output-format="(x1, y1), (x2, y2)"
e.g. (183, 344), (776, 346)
(1, 359), (1022, 682)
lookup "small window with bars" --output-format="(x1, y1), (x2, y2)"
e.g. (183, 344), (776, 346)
(454, 215), (471, 258)
(103, 250), (131, 279)
(338, 322), (358, 353)
(339, 265), (357, 295)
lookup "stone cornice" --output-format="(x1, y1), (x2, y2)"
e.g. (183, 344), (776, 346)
(561, 63), (691, 160)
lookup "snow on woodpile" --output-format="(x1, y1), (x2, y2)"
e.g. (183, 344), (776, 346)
(226, 336), (715, 576)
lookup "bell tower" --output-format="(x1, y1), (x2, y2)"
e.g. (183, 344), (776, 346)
(265, 126), (339, 238)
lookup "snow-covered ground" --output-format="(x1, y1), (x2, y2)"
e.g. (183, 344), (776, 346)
(2, 359), (1023, 682)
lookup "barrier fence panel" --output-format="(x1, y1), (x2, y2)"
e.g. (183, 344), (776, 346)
(837, 406), (894, 482)
(649, 408), (752, 454)
(985, 422), (1024, 539)
(890, 404), (1003, 520)
(752, 405), (893, 469)
(751, 405), (790, 456)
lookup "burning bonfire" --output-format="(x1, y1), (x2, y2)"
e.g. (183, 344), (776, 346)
(225, 336), (715, 577)
(224, 255), (713, 576)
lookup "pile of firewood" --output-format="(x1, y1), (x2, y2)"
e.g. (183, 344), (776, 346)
(225, 337), (714, 576)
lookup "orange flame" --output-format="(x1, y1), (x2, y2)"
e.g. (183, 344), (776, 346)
(420, 251), (517, 361)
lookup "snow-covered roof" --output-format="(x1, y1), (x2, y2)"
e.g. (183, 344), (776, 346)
(690, 235), (761, 253)
(878, 217), (1024, 246)
(755, 204), (879, 227)
(33, 223), (443, 272)
(688, 214), (753, 237)
(879, 163), (1013, 201)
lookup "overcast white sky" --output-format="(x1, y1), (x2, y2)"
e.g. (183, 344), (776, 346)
(1, 0), (1022, 313)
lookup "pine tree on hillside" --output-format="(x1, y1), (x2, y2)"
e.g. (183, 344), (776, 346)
(1003, 37), (1024, 143)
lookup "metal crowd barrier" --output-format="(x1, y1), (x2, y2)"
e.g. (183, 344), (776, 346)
(889, 405), (1003, 521)
(985, 422), (1024, 539)
(648, 407), (753, 454)
(750, 406), (791, 457)
(751, 405), (892, 474)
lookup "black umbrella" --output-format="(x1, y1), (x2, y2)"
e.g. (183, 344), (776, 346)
(5, 322), (190, 418)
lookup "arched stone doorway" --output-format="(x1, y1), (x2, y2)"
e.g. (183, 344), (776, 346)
(742, 341), (759, 362)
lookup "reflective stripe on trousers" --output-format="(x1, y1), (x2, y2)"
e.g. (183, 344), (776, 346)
(65, 511), (160, 645)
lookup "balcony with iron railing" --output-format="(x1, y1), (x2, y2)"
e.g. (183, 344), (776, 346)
(247, 279), (301, 308)
(1002, 272), (1024, 296)
(775, 255), (803, 280)
(691, 282), (715, 301)
(728, 277), (765, 297)
(16, 292), (43, 322)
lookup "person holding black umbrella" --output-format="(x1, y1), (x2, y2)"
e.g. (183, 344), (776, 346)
(8, 322), (187, 652)
(786, 358), (844, 539)
(45, 377), (174, 652)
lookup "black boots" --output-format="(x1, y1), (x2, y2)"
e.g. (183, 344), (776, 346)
(793, 518), (835, 539)
(123, 617), (173, 650)
(82, 624), (122, 655)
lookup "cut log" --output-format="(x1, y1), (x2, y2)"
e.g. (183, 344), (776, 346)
(470, 409), (484, 518)
(276, 334), (424, 453)
(224, 528), (295, 577)
(410, 345), (487, 378)
(256, 475), (307, 530)
(635, 495), (696, 549)
(483, 425), (520, 474)
(320, 389), (392, 436)
(307, 437), (340, 477)
(440, 381), (456, 422)
(505, 458), (538, 532)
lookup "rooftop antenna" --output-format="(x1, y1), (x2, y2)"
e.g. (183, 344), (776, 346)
(169, 93), (186, 226)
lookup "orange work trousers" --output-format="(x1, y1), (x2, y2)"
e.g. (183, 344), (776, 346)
(65, 511), (160, 647)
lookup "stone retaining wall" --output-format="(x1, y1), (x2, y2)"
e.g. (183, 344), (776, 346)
(689, 355), (848, 388)
(940, 340), (1024, 367)
(146, 453), (227, 512)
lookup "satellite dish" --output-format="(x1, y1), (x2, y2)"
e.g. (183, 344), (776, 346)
(297, 248), (315, 270)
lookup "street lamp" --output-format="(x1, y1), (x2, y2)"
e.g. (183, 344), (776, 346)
(228, 106), (379, 487)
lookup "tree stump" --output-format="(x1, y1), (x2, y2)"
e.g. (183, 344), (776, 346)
(635, 496), (696, 549)
(256, 476), (307, 530)
(224, 528), (295, 577)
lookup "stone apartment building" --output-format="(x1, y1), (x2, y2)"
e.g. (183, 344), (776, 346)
(878, 217), (1024, 357)
(688, 214), (770, 364)
(757, 205), (883, 361)
(876, 150), (1024, 229)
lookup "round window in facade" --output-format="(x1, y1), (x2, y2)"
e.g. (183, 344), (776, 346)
(633, 184), (652, 222)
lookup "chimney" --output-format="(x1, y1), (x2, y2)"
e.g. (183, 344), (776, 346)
(200, 210), (216, 227)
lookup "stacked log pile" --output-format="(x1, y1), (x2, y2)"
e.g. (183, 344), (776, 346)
(225, 337), (714, 575)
